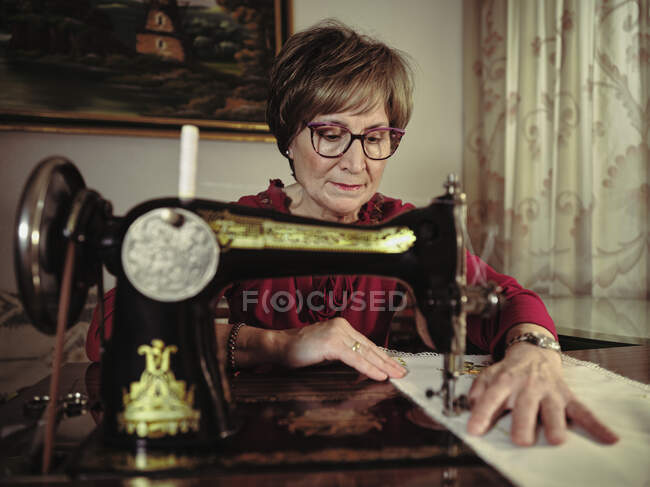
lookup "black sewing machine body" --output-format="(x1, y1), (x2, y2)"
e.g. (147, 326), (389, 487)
(15, 157), (500, 451)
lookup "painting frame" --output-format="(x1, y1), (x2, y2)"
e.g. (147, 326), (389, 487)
(0, 0), (293, 142)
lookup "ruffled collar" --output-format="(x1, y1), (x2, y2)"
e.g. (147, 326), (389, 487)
(255, 179), (386, 225)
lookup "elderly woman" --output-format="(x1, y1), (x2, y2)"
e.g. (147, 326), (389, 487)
(87, 21), (617, 447)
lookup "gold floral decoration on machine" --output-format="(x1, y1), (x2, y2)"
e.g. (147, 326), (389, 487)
(198, 209), (416, 253)
(118, 339), (201, 438)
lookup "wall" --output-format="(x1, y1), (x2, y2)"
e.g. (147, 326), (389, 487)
(0, 0), (463, 292)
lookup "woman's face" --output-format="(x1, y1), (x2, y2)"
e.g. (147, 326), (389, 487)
(287, 104), (389, 223)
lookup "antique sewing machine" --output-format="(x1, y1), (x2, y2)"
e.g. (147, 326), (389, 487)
(13, 152), (502, 458)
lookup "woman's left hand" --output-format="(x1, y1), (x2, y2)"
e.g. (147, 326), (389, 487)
(466, 341), (619, 446)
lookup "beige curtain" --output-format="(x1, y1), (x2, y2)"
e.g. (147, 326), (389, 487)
(463, 0), (649, 298)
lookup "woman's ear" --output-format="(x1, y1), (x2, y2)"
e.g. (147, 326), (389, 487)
(284, 143), (296, 177)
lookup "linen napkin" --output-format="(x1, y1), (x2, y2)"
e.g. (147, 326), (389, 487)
(389, 351), (650, 487)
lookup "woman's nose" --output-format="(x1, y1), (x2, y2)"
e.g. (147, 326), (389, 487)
(338, 139), (366, 173)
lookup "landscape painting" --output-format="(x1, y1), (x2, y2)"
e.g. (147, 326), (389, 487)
(0, 0), (291, 139)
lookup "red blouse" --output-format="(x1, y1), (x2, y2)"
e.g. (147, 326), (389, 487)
(85, 180), (556, 361)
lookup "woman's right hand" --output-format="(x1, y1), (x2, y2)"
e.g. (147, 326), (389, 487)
(273, 317), (407, 381)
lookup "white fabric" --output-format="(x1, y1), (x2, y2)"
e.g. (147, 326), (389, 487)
(390, 351), (650, 487)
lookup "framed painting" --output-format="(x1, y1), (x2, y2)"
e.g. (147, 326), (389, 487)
(0, 0), (292, 141)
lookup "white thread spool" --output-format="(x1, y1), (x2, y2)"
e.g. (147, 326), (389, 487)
(178, 125), (199, 202)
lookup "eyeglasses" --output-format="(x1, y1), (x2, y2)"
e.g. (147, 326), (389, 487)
(306, 122), (405, 161)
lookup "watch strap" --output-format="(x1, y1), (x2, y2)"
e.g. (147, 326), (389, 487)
(506, 331), (561, 353)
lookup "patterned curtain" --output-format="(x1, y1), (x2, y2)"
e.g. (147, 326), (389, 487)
(463, 0), (649, 298)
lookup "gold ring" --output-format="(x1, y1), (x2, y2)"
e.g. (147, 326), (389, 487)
(351, 341), (361, 352)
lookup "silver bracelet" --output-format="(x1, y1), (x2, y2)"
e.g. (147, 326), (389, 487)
(227, 323), (245, 372)
(506, 331), (561, 353)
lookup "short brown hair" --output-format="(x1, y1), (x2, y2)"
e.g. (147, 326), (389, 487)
(267, 20), (414, 163)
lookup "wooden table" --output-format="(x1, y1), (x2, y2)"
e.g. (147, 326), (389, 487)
(1, 345), (647, 485)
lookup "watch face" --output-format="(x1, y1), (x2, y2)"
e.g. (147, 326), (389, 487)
(509, 332), (561, 352)
(540, 336), (561, 351)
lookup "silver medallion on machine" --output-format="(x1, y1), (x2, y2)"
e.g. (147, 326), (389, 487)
(122, 208), (219, 302)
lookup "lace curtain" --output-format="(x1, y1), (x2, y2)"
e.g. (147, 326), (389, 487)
(463, 0), (649, 298)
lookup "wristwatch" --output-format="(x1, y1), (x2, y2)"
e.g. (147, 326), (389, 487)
(506, 331), (561, 353)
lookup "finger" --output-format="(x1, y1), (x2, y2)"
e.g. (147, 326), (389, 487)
(338, 345), (389, 381)
(478, 402), (510, 433)
(343, 337), (404, 379)
(511, 390), (541, 446)
(468, 378), (486, 403)
(347, 331), (407, 377)
(363, 345), (407, 378)
(354, 331), (405, 368)
(467, 377), (513, 435)
(468, 367), (496, 404)
(566, 400), (619, 444)
(540, 396), (567, 445)
(362, 342), (407, 377)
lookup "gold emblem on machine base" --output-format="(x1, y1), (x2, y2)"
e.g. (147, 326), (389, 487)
(118, 339), (200, 438)
(198, 209), (416, 253)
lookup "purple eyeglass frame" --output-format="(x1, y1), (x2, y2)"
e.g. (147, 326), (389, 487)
(306, 122), (405, 160)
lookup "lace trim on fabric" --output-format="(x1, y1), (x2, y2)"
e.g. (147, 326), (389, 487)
(561, 354), (650, 392)
(382, 348), (649, 392)
(380, 347), (442, 358)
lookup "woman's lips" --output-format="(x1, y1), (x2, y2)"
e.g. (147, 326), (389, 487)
(331, 182), (363, 191)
